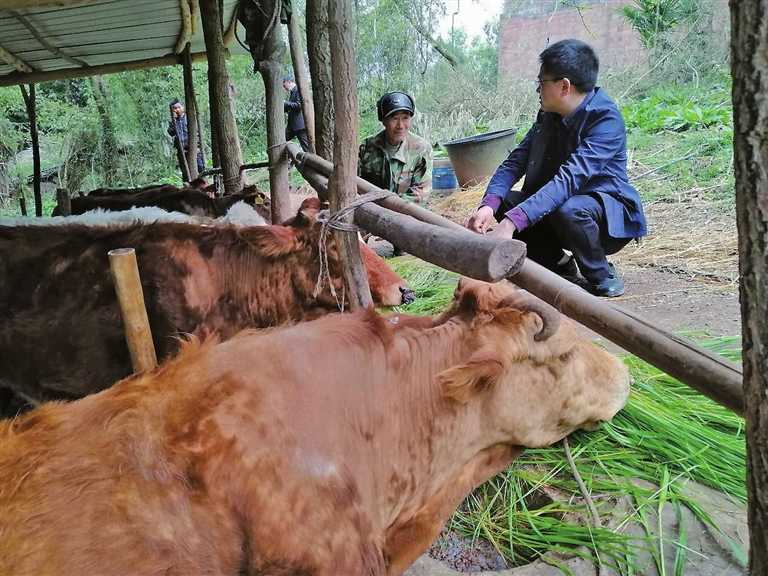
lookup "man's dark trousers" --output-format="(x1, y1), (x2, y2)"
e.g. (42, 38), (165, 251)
(496, 194), (630, 283)
(288, 129), (310, 152)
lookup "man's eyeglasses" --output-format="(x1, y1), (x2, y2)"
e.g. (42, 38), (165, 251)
(535, 77), (564, 88)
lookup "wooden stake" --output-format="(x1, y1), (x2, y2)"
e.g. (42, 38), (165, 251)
(19, 84), (41, 217)
(286, 2), (316, 153)
(18, 195), (26, 216)
(55, 188), (71, 216)
(182, 44), (200, 180)
(108, 248), (158, 374)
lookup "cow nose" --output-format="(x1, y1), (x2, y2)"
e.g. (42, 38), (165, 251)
(400, 286), (416, 305)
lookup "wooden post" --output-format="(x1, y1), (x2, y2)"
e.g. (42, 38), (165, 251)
(55, 188), (70, 216)
(182, 44), (200, 180)
(19, 84), (41, 217)
(731, 0), (768, 569)
(306, 0), (334, 165)
(169, 105), (191, 182)
(327, 0), (371, 310)
(286, 1), (316, 153)
(18, 195), (26, 216)
(108, 248), (158, 374)
(200, 0), (243, 195)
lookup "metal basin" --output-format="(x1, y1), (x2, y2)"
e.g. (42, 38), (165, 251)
(442, 128), (518, 188)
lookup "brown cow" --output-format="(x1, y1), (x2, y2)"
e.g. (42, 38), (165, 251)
(0, 278), (630, 576)
(56, 184), (271, 220)
(0, 200), (414, 410)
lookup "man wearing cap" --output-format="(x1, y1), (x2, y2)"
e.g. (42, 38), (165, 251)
(358, 91), (432, 205)
(465, 39), (646, 298)
(282, 76), (310, 152)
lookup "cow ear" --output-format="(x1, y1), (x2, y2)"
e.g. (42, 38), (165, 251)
(438, 349), (503, 404)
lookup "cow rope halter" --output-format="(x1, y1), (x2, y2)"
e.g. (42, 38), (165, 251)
(313, 189), (396, 311)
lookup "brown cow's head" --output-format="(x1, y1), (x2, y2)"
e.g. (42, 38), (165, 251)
(437, 278), (630, 448)
(284, 197), (415, 307)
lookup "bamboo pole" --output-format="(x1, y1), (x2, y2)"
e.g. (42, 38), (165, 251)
(108, 248), (158, 374)
(286, 143), (745, 415)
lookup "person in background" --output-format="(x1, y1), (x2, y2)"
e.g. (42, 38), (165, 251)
(465, 39), (646, 298)
(358, 91), (432, 205)
(282, 76), (310, 152)
(167, 98), (204, 176)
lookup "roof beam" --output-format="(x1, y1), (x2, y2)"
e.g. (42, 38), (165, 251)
(174, 0), (193, 53)
(11, 10), (89, 67)
(0, 0), (99, 8)
(0, 43), (34, 72)
(0, 50), (213, 86)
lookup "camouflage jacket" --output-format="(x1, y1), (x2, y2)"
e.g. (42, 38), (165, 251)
(358, 130), (432, 203)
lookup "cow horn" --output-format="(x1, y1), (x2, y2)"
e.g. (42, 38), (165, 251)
(499, 295), (560, 342)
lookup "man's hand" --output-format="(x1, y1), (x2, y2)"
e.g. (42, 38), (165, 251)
(489, 217), (517, 240)
(466, 206), (496, 234)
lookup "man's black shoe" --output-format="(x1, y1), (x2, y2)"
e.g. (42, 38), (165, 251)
(586, 272), (625, 298)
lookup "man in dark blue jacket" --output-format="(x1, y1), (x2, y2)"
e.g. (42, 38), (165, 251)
(282, 76), (309, 152)
(466, 39), (646, 297)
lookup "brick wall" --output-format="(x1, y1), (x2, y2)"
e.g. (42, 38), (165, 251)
(498, 0), (730, 85)
(498, 0), (644, 84)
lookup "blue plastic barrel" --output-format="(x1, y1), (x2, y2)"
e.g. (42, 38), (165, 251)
(432, 157), (458, 194)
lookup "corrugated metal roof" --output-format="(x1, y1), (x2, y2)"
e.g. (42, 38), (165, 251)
(0, 0), (249, 84)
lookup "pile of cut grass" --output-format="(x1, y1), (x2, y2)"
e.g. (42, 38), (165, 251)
(390, 258), (747, 573)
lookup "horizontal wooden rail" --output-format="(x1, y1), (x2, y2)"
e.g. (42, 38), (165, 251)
(294, 163), (526, 282)
(288, 144), (745, 415)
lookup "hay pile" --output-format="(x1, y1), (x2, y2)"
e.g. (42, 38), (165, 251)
(616, 198), (738, 284)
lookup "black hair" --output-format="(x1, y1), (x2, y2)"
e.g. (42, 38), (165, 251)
(539, 39), (599, 93)
(169, 98), (181, 106)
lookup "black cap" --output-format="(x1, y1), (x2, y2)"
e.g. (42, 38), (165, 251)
(377, 91), (415, 121)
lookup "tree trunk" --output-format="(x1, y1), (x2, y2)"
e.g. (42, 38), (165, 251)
(327, 0), (372, 310)
(260, 53), (291, 224)
(287, 2), (316, 153)
(182, 44), (200, 181)
(730, 0), (768, 572)
(306, 0), (334, 169)
(19, 84), (41, 217)
(200, 0), (243, 194)
(90, 75), (119, 186)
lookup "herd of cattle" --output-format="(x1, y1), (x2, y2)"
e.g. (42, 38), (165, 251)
(0, 182), (630, 575)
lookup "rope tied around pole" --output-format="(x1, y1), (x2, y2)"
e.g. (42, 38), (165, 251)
(313, 188), (396, 310)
